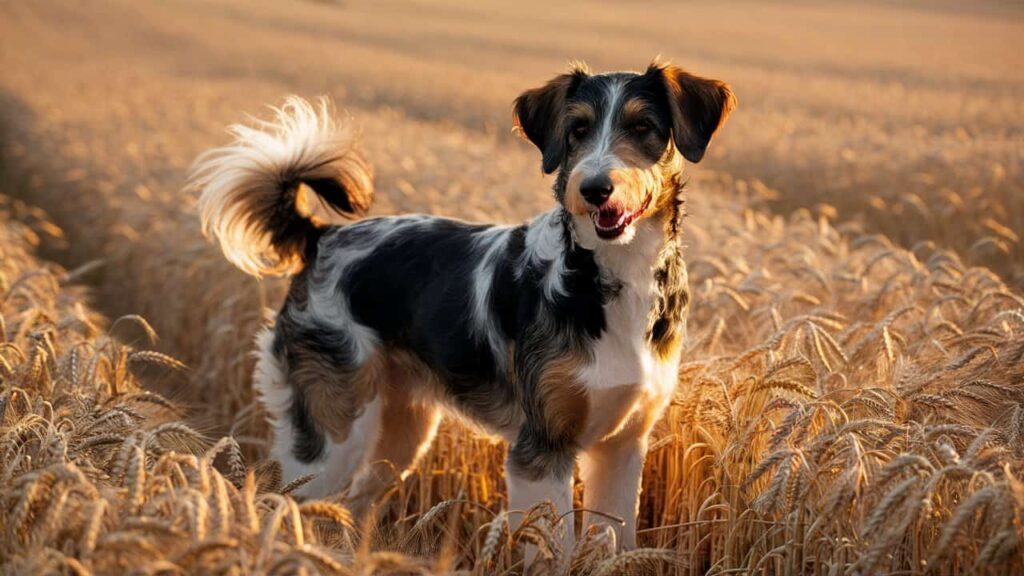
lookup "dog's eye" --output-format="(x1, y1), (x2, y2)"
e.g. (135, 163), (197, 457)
(631, 120), (653, 135)
(571, 123), (590, 139)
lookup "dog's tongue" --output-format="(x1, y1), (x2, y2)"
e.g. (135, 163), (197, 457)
(596, 206), (625, 228)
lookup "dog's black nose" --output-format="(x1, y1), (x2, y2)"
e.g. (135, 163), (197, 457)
(579, 174), (614, 206)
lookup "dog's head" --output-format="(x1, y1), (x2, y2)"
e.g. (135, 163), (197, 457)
(514, 62), (735, 245)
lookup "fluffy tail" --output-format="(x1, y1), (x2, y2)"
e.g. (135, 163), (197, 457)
(188, 96), (373, 277)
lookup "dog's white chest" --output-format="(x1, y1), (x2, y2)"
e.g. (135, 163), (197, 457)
(579, 280), (678, 395)
(579, 220), (679, 394)
(576, 280), (679, 446)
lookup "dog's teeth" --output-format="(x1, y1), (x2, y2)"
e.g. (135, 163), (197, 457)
(591, 208), (634, 233)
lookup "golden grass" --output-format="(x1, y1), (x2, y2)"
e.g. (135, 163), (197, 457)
(3, 181), (1022, 574)
(0, 2), (1022, 573)
(644, 181), (1024, 574)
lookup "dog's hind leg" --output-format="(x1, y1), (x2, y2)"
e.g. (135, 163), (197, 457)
(255, 328), (314, 486)
(253, 327), (384, 500)
(343, 357), (442, 518)
(344, 390), (441, 518)
(295, 396), (383, 499)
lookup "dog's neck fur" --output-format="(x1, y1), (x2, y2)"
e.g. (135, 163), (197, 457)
(644, 177), (689, 357)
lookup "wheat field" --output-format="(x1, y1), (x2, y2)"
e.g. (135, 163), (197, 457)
(1, 0), (1022, 574)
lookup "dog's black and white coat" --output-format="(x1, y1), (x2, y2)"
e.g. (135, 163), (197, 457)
(189, 62), (734, 553)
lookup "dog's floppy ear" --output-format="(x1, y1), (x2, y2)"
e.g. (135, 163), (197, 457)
(651, 63), (736, 163)
(513, 66), (588, 174)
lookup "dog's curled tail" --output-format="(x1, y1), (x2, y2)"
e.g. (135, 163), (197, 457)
(188, 96), (373, 277)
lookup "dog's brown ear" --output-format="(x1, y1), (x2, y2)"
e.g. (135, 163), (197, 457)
(513, 66), (588, 174)
(652, 63), (736, 163)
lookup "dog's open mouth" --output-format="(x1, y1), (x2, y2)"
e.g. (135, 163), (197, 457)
(589, 193), (652, 239)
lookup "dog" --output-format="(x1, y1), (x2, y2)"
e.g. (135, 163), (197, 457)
(188, 60), (734, 554)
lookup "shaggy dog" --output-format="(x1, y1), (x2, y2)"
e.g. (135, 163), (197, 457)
(188, 60), (734, 554)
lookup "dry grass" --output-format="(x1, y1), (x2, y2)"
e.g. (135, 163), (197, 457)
(644, 181), (1024, 574)
(3, 181), (1023, 574)
(1, 0), (1023, 573)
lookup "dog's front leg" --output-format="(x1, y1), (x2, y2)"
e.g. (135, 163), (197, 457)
(506, 443), (576, 569)
(579, 432), (648, 550)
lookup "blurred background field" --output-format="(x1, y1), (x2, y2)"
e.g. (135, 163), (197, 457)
(1, 0), (1022, 574)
